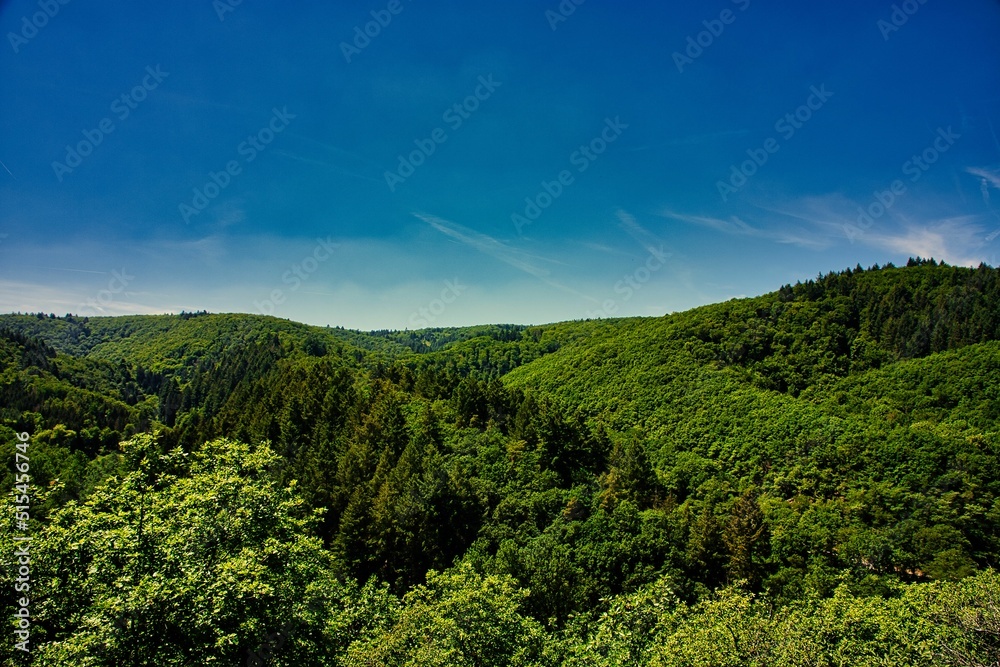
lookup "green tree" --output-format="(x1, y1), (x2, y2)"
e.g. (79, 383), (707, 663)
(600, 430), (659, 509)
(723, 489), (769, 588)
(342, 563), (548, 667)
(6, 435), (385, 666)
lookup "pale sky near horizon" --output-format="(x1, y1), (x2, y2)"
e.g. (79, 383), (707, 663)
(2, 0), (999, 329)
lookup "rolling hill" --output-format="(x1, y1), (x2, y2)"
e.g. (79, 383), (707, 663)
(2, 258), (1000, 665)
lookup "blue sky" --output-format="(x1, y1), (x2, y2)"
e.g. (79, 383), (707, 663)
(1, 0), (999, 329)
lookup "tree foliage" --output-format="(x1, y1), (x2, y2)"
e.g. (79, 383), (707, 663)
(2, 260), (1000, 663)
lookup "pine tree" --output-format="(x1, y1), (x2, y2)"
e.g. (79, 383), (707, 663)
(723, 489), (769, 588)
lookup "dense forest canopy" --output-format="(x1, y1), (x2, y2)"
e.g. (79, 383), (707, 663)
(2, 259), (1000, 665)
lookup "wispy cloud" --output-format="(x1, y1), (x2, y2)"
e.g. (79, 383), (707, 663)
(753, 194), (870, 241)
(415, 212), (599, 302)
(577, 241), (633, 257)
(0, 280), (165, 316)
(616, 210), (673, 258)
(659, 207), (831, 250)
(284, 133), (384, 183)
(273, 150), (333, 168)
(212, 201), (246, 229)
(960, 165), (1000, 237)
(966, 166), (1000, 221)
(967, 166), (1000, 191)
(859, 216), (985, 267)
(749, 193), (994, 264)
(39, 267), (108, 275)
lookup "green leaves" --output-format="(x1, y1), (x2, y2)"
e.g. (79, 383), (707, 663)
(560, 572), (1000, 667)
(5, 436), (343, 666)
(343, 564), (547, 667)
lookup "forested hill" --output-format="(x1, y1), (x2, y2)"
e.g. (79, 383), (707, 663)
(3, 258), (1000, 665)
